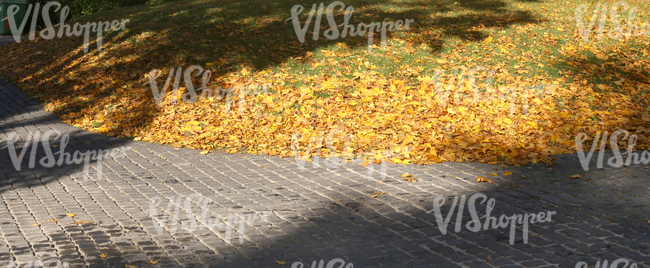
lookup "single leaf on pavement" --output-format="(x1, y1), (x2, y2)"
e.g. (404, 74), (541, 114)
(476, 176), (493, 184)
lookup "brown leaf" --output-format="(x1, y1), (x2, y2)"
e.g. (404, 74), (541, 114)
(570, 174), (581, 179)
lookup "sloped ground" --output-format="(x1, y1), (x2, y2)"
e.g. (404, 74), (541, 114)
(0, 0), (648, 166)
(1, 73), (649, 267)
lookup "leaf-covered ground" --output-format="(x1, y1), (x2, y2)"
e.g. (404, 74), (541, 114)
(1, 0), (649, 166)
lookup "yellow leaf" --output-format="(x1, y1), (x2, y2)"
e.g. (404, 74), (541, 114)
(402, 174), (417, 182)
(125, 265), (136, 268)
(99, 253), (108, 258)
(48, 219), (59, 222)
(74, 220), (92, 224)
(361, 159), (370, 167)
(33, 223), (40, 226)
(66, 213), (75, 218)
(476, 176), (493, 184)
(200, 150), (210, 155)
(503, 171), (513, 176)
(596, 84), (611, 90)
(276, 261), (287, 265)
(570, 174), (581, 179)
(371, 195), (379, 198)
(149, 261), (158, 264)
(484, 36), (493, 44)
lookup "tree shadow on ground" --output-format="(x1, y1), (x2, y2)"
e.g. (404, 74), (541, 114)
(0, 0), (545, 138)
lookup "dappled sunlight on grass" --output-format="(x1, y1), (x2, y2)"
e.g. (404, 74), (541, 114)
(0, 0), (648, 167)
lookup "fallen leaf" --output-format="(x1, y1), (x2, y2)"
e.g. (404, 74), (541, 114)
(48, 219), (59, 222)
(200, 150), (210, 155)
(371, 195), (379, 198)
(276, 261), (286, 265)
(486, 255), (492, 261)
(33, 223), (40, 226)
(530, 232), (538, 237)
(570, 174), (581, 179)
(476, 176), (493, 184)
(125, 265), (136, 268)
(149, 260), (158, 264)
(99, 253), (108, 258)
(527, 167), (533, 170)
(361, 159), (370, 167)
(66, 213), (76, 218)
(402, 174), (417, 182)
(74, 220), (92, 224)
(511, 182), (523, 188)
(503, 171), (513, 176)
(484, 36), (493, 44)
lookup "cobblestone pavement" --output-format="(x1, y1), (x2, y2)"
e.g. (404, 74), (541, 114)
(1, 44), (649, 268)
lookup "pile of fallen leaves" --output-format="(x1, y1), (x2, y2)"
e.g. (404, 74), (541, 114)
(0, 0), (649, 166)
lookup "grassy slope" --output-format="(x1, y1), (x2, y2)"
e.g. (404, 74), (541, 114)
(0, 0), (649, 165)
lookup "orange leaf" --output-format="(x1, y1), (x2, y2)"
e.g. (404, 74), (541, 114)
(476, 176), (493, 184)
